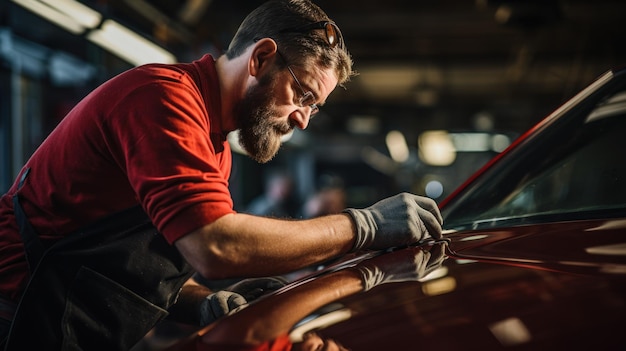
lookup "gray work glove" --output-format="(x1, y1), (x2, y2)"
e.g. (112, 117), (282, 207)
(356, 241), (447, 291)
(199, 291), (246, 326)
(198, 277), (287, 326)
(343, 192), (443, 252)
(224, 276), (288, 301)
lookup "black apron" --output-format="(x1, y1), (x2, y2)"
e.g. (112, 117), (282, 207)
(4, 168), (194, 350)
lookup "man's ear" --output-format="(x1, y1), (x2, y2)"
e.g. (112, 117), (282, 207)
(249, 38), (278, 77)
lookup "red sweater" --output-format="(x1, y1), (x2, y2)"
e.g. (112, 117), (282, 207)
(0, 55), (236, 302)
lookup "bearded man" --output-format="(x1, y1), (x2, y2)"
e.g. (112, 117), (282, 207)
(0, 1), (443, 350)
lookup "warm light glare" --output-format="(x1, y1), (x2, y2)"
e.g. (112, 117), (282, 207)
(585, 243), (626, 256)
(87, 19), (176, 66)
(418, 130), (456, 166)
(421, 276), (456, 296)
(489, 317), (532, 346)
(40, 0), (102, 28)
(386, 130), (410, 163)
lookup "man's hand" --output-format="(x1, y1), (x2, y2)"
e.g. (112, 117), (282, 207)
(199, 277), (287, 326)
(343, 192), (443, 252)
(356, 241), (447, 291)
(199, 291), (247, 326)
(223, 277), (287, 301)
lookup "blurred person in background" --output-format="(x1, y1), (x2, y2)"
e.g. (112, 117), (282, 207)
(301, 173), (347, 218)
(245, 169), (296, 218)
(0, 0), (443, 350)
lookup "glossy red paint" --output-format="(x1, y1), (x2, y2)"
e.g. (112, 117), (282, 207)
(446, 218), (626, 277)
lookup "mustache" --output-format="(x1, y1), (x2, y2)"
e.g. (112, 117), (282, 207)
(276, 121), (293, 135)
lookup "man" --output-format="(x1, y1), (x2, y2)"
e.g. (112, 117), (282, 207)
(245, 169), (295, 217)
(0, 0), (443, 350)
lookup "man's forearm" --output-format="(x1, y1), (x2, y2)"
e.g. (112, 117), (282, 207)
(176, 213), (356, 280)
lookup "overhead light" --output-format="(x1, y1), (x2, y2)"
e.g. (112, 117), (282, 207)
(87, 19), (177, 66)
(40, 0), (101, 28)
(12, 0), (176, 66)
(12, 0), (86, 34)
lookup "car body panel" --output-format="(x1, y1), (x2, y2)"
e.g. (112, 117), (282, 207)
(447, 219), (626, 277)
(318, 247), (626, 350)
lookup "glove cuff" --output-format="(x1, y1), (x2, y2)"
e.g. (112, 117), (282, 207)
(355, 265), (385, 291)
(343, 208), (376, 252)
(199, 293), (216, 326)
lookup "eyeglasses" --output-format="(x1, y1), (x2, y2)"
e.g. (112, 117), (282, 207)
(279, 21), (344, 49)
(286, 65), (319, 116)
(277, 51), (319, 116)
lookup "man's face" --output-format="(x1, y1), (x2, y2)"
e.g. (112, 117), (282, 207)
(234, 70), (291, 164)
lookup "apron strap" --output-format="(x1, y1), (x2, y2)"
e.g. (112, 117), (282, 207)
(11, 168), (45, 273)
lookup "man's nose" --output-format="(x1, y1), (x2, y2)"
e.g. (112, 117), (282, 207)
(289, 108), (311, 130)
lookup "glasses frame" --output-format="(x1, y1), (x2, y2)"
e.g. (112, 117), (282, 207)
(276, 51), (319, 116)
(279, 21), (344, 49)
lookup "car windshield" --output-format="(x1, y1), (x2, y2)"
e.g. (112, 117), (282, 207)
(442, 70), (626, 230)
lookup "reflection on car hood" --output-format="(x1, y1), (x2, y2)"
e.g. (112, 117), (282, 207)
(446, 218), (626, 276)
(297, 224), (626, 350)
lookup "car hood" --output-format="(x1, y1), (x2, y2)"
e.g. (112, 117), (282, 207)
(169, 218), (626, 350)
(445, 217), (626, 277)
(301, 219), (626, 349)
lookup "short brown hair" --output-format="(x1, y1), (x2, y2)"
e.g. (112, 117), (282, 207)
(225, 0), (355, 87)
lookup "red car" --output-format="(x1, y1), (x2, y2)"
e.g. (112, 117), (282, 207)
(161, 66), (626, 351)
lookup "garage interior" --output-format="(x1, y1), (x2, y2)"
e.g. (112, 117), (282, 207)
(2, 0), (626, 211)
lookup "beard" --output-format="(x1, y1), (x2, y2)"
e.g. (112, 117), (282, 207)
(234, 73), (292, 164)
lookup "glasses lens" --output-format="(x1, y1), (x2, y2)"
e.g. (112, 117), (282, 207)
(300, 91), (318, 115)
(300, 91), (315, 107)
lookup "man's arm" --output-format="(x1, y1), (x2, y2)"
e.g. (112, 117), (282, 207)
(175, 192), (443, 281)
(175, 212), (355, 280)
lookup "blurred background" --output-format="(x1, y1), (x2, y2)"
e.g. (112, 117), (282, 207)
(2, 0), (626, 216)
